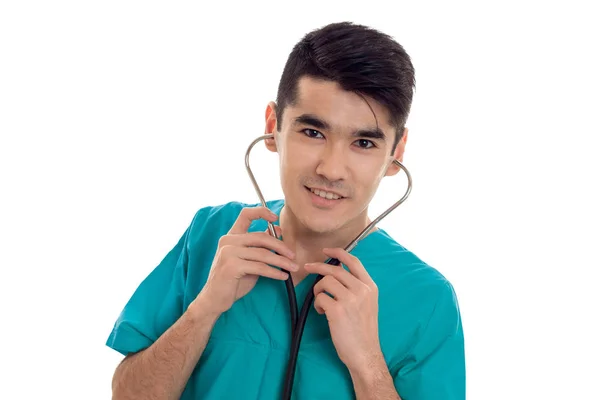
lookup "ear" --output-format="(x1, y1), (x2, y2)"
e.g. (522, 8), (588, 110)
(264, 101), (278, 153)
(385, 127), (409, 177)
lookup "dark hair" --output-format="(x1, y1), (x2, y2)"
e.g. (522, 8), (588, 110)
(275, 22), (416, 151)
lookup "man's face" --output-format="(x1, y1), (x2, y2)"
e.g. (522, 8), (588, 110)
(264, 76), (408, 234)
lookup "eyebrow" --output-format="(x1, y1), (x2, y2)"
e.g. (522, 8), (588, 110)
(293, 113), (387, 141)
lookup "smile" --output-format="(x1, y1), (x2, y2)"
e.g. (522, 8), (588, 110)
(306, 186), (344, 200)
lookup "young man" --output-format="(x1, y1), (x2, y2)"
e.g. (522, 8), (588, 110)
(107, 22), (465, 399)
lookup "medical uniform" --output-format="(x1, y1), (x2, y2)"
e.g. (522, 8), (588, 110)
(107, 199), (465, 399)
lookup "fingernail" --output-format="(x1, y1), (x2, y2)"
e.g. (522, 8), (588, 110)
(291, 262), (299, 270)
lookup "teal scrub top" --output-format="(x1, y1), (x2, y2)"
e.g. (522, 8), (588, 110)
(107, 199), (465, 399)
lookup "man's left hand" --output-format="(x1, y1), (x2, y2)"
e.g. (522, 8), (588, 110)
(304, 247), (383, 374)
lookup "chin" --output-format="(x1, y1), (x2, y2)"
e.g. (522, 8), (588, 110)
(282, 184), (366, 234)
(299, 217), (344, 234)
(293, 195), (353, 234)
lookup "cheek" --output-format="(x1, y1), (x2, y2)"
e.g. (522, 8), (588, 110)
(353, 162), (387, 197)
(355, 163), (381, 185)
(281, 142), (316, 173)
(279, 152), (304, 187)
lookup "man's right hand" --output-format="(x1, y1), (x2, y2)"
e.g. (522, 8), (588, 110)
(193, 206), (297, 315)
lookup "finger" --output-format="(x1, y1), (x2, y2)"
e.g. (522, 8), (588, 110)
(314, 292), (336, 315)
(313, 275), (349, 301)
(304, 261), (358, 290)
(229, 206), (278, 234)
(230, 231), (295, 259)
(322, 248), (373, 284)
(243, 260), (289, 281)
(238, 247), (299, 272)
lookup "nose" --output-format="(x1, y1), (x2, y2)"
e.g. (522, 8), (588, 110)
(315, 142), (349, 182)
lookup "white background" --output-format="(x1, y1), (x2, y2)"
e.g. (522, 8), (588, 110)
(1, 1), (598, 399)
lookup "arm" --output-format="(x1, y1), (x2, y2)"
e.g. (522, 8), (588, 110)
(304, 249), (402, 399)
(109, 206), (296, 399)
(305, 250), (465, 400)
(350, 353), (401, 400)
(111, 294), (220, 400)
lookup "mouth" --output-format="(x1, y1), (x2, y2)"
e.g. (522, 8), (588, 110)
(305, 186), (346, 201)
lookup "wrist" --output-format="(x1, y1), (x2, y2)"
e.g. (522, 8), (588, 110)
(348, 350), (388, 386)
(187, 291), (223, 324)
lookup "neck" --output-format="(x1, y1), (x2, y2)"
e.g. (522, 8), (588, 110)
(278, 204), (373, 268)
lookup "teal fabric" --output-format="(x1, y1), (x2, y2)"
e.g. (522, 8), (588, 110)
(106, 199), (465, 399)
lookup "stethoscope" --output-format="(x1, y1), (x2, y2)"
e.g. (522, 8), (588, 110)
(245, 134), (413, 400)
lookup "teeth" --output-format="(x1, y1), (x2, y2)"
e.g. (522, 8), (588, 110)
(311, 188), (341, 200)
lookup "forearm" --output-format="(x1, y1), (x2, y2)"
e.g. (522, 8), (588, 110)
(112, 294), (221, 400)
(350, 353), (401, 400)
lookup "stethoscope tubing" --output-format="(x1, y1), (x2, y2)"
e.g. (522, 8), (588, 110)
(245, 134), (412, 399)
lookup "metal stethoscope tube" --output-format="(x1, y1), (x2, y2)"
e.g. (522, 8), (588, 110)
(245, 134), (412, 399)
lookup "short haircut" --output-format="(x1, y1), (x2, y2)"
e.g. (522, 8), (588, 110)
(276, 21), (416, 150)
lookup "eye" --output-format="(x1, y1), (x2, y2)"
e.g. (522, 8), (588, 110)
(302, 129), (324, 139)
(355, 139), (375, 149)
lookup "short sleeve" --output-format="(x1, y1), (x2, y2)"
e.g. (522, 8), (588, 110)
(394, 282), (466, 400)
(105, 221), (193, 356)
